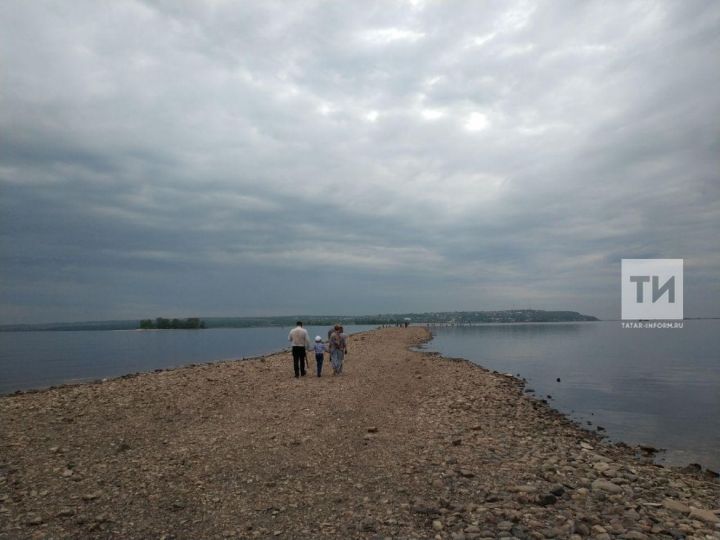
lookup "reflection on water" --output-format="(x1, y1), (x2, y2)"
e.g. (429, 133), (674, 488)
(426, 321), (720, 471)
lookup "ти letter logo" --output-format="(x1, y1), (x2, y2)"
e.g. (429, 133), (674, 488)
(621, 259), (683, 320)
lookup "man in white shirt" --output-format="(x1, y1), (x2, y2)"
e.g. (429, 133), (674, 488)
(288, 321), (311, 377)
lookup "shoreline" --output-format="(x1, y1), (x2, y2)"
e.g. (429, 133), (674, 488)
(1, 327), (718, 539)
(3, 325), (718, 475)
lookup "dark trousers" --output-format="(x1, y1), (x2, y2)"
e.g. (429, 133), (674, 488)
(292, 346), (307, 377)
(315, 353), (324, 376)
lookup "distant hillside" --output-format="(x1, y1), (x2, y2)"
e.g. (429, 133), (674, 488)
(0, 310), (598, 332)
(353, 310), (599, 325)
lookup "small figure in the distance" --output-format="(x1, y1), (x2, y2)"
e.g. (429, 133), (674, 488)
(313, 335), (326, 377)
(329, 324), (348, 375)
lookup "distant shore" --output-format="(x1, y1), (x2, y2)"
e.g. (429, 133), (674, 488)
(1, 327), (718, 539)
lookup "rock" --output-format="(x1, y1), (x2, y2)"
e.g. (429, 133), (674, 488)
(116, 441), (131, 453)
(580, 442), (593, 450)
(82, 491), (102, 501)
(679, 463), (702, 474)
(413, 503), (440, 515)
(662, 498), (690, 514)
(591, 479), (623, 493)
(24, 513), (43, 526)
(688, 507), (719, 524)
(367, 427), (378, 433)
(622, 532), (648, 539)
(432, 520), (443, 531)
(497, 521), (514, 531)
(451, 438), (462, 446)
(537, 494), (557, 506)
(549, 484), (565, 497)
(56, 507), (75, 517)
(359, 518), (376, 532)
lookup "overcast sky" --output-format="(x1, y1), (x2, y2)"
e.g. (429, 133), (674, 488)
(1, 0), (719, 324)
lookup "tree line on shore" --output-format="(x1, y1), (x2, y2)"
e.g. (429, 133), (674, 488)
(139, 318), (206, 330)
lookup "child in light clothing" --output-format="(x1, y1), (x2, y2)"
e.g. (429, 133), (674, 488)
(313, 336), (326, 377)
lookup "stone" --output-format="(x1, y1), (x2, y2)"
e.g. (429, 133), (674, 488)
(688, 507), (719, 524)
(497, 521), (514, 531)
(82, 491), (102, 501)
(537, 494), (557, 506)
(662, 498), (690, 514)
(24, 513), (43, 526)
(432, 520), (443, 531)
(622, 532), (648, 539)
(591, 479), (623, 493)
(367, 427), (378, 433)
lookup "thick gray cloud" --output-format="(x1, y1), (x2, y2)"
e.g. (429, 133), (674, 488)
(1, 0), (719, 323)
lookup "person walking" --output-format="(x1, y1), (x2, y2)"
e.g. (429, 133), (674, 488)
(288, 321), (311, 378)
(328, 324), (347, 375)
(313, 336), (326, 377)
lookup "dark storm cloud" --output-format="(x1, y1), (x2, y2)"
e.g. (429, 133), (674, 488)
(1, 0), (719, 323)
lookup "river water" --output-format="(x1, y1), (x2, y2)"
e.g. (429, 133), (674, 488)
(424, 320), (720, 471)
(0, 325), (375, 395)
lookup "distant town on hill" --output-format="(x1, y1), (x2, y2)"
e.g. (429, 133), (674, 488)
(0, 310), (598, 332)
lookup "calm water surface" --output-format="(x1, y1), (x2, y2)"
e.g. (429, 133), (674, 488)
(0, 325), (375, 396)
(425, 320), (720, 470)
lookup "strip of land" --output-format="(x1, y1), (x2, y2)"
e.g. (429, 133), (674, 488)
(1, 327), (718, 539)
